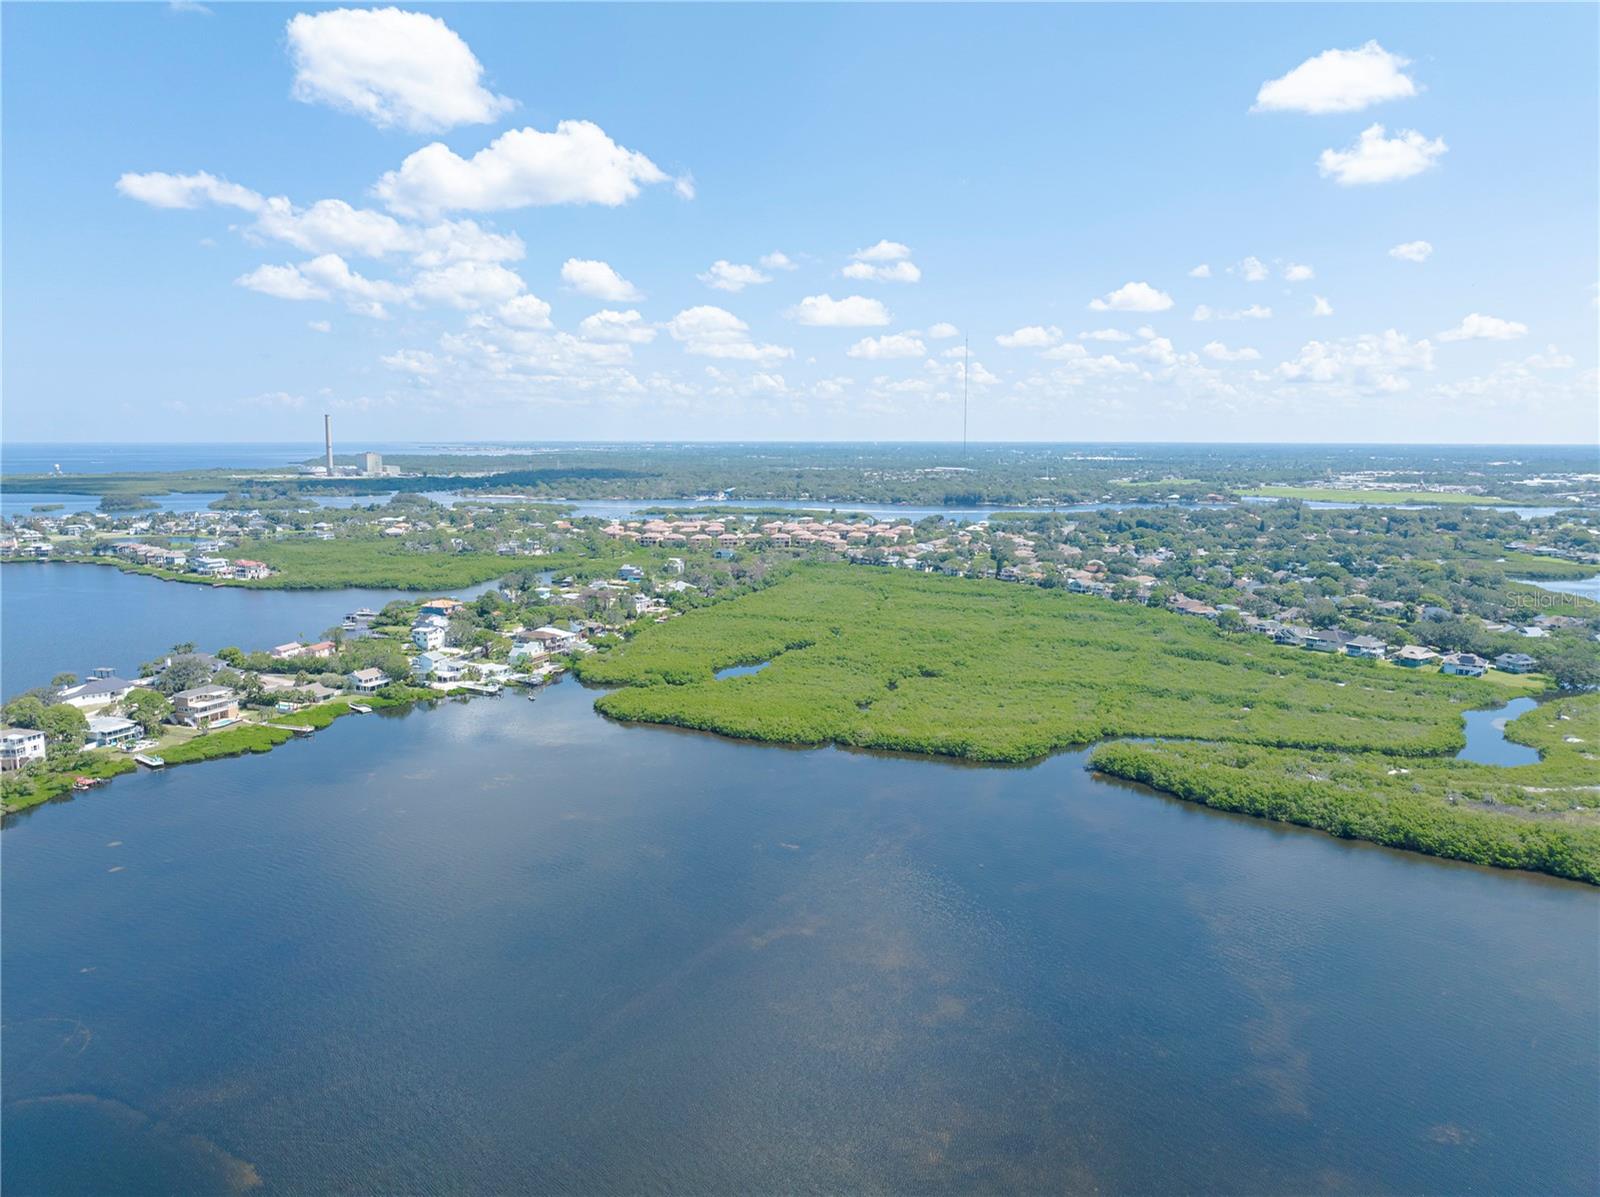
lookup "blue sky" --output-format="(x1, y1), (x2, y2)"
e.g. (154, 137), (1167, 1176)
(4, 2), (1596, 444)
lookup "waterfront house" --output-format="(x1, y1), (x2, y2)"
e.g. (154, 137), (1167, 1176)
(1494, 652), (1538, 674)
(270, 643), (305, 660)
(0, 728), (48, 771)
(171, 685), (239, 728)
(347, 667), (389, 693)
(192, 556), (230, 576)
(413, 653), (466, 684)
(87, 715), (141, 749)
(299, 641), (336, 659)
(57, 676), (137, 709)
(1394, 645), (1439, 668)
(420, 597), (464, 618)
(1440, 652), (1489, 678)
(1344, 635), (1388, 659)
(508, 640), (547, 668)
(232, 559), (271, 580)
(525, 626), (580, 653)
(411, 622), (447, 651)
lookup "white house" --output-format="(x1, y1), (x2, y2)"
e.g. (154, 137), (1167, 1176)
(413, 653), (466, 683)
(411, 622), (447, 651)
(527, 626), (580, 653)
(87, 715), (141, 749)
(0, 728), (48, 771)
(346, 667), (389, 693)
(57, 677), (137, 709)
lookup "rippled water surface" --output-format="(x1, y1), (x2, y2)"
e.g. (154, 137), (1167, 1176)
(3, 681), (1596, 1194)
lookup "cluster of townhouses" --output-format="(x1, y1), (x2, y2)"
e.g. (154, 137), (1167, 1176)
(103, 542), (274, 580)
(603, 515), (919, 557)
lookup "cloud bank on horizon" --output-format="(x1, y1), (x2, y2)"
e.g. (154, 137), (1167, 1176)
(9, 3), (1595, 442)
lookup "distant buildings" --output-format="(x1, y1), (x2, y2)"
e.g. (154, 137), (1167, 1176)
(363, 451), (384, 476)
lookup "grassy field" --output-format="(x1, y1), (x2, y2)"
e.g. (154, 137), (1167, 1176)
(1242, 486), (1546, 507)
(580, 564), (1534, 761)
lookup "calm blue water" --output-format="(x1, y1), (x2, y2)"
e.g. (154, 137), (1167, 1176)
(1457, 697), (1542, 766)
(1515, 573), (1600, 604)
(0, 564), (502, 697)
(1, 492), (228, 519)
(3, 678), (1595, 1193)
(714, 660), (772, 679)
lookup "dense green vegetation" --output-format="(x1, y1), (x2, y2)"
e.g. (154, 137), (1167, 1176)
(0, 753), (137, 813)
(1090, 695), (1600, 884)
(580, 565), (1525, 761)
(580, 566), (1592, 880)
(150, 539), (516, 590)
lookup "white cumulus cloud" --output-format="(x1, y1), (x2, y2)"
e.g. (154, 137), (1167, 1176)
(1283, 262), (1314, 281)
(847, 333), (927, 360)
(843, 239), (921, 283)
(1438, 313), (1528, 342)
(759, 251), (797, 271)
(1278, 329), (1434, 392)
(1254, 41), (1418, 115)
(1237, 256), (1269, 282)
(1188, 264), (1211, 279)
(374, 121), (677, 217)
(1318, 124), (1447, 185)
(1312, 296), (1334, 317)
(496, 293), (553, 329)
(1089, 281), (1173, 312)
(698, 260), (770, 292)
(411, 260), (525, 309)
(579, 309), (656, 344)
(666, 305), (791, 360)
(927, 322), (960, 339)
(1389, 240), (1434, 263)
(560, 258), (642, 302)
(1192, 303), (1272, 322)
(995, 325), (1063, 349)
(1080, 328), (1133, 342)
(786, 294), (891, 327)
(1203, 341), (1261, 362)
(116, 170), (262, 212)
(285, 7), (514, 133)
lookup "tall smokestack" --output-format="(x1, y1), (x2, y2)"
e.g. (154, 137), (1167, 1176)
(324, 414), (334, 476)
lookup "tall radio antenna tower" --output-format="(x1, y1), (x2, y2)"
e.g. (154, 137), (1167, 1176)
(962, 336), (969, 457)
